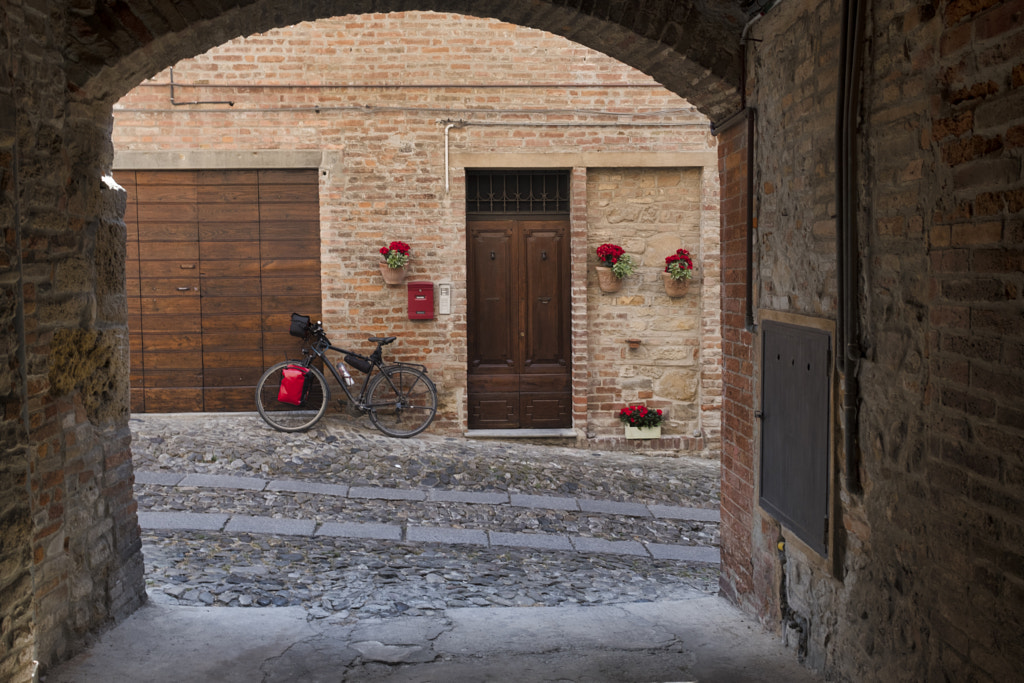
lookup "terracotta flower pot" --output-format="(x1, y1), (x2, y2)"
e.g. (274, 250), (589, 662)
(379, 263), (407, 285)
(662, 271), (690, 298)
(596, 266), (622, 293)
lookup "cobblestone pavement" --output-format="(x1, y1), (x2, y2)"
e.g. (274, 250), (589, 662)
(132, 413), (722, 625)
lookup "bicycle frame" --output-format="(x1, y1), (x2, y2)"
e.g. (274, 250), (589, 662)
(302, 337), (377, 407)
(298, 326), (430, 411)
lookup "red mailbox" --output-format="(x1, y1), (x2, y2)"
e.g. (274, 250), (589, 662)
(407, 281), (434, 320)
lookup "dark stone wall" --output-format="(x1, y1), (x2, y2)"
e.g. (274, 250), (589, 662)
(719, 0), (1024, 679)
(1, 3), (144, 679)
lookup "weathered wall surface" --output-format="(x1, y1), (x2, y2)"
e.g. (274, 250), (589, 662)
(585, 167), (720, 447)
(717, 0), (1024, 680)
(1, 3), (145, 681)
(111, 13), (722, 449)
(3, 1), (1023, 681)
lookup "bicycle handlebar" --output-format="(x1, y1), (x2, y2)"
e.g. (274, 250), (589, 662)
(305, 319), (395, 346)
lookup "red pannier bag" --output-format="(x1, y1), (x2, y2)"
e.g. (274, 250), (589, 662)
(277, 365), (309, 406)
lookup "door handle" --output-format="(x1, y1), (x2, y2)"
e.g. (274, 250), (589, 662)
(177, 287), (190, 292)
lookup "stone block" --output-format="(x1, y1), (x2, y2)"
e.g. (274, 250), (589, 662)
(177, 474), (266, 491)
(488, 531), (573, 551)
(224, 515), (316, 537)
(509, 494), (579, 511)
(569, 537), (647, 557)
(137, 512), (228, 531)
(577, 499), (652, 517)
(316, 522), (401, 541)
(348, 486), (426, 501)
(645, 543), (721, 564)
(267, 480), (349, 497)
(406, 526), (488, 546)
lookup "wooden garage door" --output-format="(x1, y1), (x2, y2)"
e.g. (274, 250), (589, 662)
(120, 169), (321, 413)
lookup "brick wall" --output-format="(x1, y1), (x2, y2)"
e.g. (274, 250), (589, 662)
(112, 13), (722, 452)
(727, 0), (1024, 679)
(0, 7), (34, 680)
(1, 3), (146, 680)
(716, 113), (759, 611)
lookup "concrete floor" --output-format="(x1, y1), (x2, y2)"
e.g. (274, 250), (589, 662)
(45, 595), (823, 682)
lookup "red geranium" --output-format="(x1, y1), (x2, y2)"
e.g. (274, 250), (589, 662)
(664, 248), (694, 280)
(596, 243), (625, 267)
(379, 241), (411, 268)
(618, 404), (664, 428)
(596, 243), (636, 278)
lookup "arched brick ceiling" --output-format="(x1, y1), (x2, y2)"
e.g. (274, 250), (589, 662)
(66, 0), (749, 121)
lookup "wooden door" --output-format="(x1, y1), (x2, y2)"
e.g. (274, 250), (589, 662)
(467, 219), (571, 429)
(132, 171), (203, 412)
(121, 169), (320, 413)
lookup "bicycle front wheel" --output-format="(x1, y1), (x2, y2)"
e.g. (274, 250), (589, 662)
(255, 361), (330, 432)
(366, 365), (437, 437)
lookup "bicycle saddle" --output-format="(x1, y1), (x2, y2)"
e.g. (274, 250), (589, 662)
(369, 336), (397, 345)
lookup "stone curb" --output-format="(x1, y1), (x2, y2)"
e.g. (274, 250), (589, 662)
(136, 469), (720, 523)
(138, 511), (719, 563)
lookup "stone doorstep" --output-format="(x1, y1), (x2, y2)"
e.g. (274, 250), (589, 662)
(137, 511), (720, 564)
(135, 469), (720, 523)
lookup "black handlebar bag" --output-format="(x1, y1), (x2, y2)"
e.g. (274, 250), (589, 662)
(289, 313), (311, 338)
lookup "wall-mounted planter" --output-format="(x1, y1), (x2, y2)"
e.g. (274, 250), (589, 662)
(624, 425), (661, 440)
(662, 272), (690, 298)
(596, 266), (622, 293)
(379, 263), (407, 285)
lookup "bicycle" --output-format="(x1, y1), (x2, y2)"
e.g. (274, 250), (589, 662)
(255, 313), (437, 437)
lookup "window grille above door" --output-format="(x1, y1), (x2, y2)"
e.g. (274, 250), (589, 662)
(466, 170), (570, 215)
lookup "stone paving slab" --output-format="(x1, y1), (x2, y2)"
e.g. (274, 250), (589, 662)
(427, 489), (510, 505)
(139, 512), (228, 531)
(267, 480), (349, 496)
(650, 503), (720, 522)
(224, 515), (316, 536)
(570, 537), (649, 557)
(578, 499), (652, 517)
(510, 493), (580, 511)
(137, 513), (718, 563)
(349, 486), (428, 501)
(135, 471), (186, 486)
(138, 471), (718, 522)
(407, 526), (489, 546)
(646, 543), (722, 563)
(488, 530), (574, 551)
(178, 474), (267, 491)
(317, 521), (402, 540)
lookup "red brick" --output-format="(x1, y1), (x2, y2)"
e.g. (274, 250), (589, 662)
(975, 1), (1024, 40)
(945, 0), (1002, 27)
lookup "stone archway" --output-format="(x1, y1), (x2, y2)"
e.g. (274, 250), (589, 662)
(2, 2), (747, 677)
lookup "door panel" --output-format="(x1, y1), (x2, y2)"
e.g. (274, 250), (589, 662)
(123, 168), (321, 413)
(522, 394), (572, 429)
(467, 218), (570, 429)
(468, 222), (516, 376)
(522, 223), (570, 372)
(470, 396), (519, 429)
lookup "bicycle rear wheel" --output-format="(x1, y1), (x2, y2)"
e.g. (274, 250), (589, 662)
(366, 365), (437, 437)
(255, 361), (330, 432)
